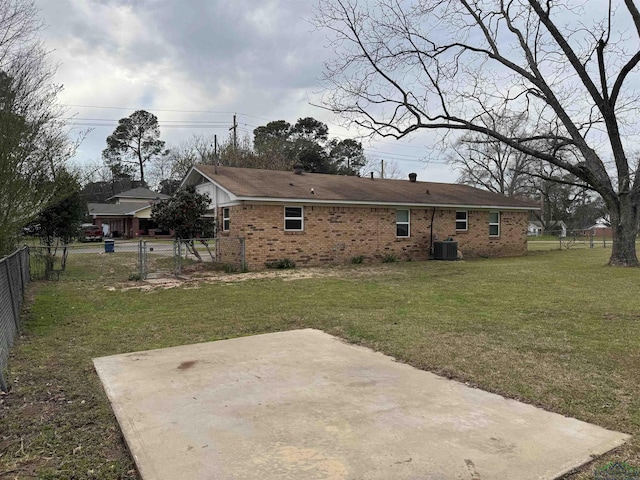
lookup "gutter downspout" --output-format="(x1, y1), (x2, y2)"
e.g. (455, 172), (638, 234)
(429, 207), (437, 258)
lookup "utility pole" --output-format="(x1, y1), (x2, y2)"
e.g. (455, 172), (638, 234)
(229, 114), (238, 152)
(381, 159), (385, 179)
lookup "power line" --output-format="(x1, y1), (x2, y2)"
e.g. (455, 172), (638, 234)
(62, 105), (446, 164)
(68, 123), (233, 129)
(61, 104), (273, 121)
(65, 104), (434, 152)
(65, 117), (231, 124)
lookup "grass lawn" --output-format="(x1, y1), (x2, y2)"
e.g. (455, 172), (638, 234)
(1, 248), (639, 479)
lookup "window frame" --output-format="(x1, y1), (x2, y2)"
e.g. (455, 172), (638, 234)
(455, 210), (468, 231)
(396, 209), (410, 238)
(284, 206), (304, 231)
(222, 207), (230, 231)
(489, 211), (500, 237)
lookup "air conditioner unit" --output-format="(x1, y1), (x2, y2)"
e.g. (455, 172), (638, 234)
(433, 241), (458, 260)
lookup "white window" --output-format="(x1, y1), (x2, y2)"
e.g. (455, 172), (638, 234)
(489, 211), (500, 236)
(284, 206), (304, 231)
(396, 209), (410, 237)
(456, 211), (468, 231)
(222, 208), (230, 231)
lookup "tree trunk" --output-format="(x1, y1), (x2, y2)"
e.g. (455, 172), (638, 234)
(138, 154), (145, 185)
(607, 195), (639, 267)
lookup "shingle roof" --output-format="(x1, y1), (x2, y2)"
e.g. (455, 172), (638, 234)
(106, 187), (169, 202)
(194, 166), (537, 210)
(88, 202), (152, 216)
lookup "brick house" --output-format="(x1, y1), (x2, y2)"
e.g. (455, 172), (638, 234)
(87, 187), (170, 238)
(182, 166), (537, 269)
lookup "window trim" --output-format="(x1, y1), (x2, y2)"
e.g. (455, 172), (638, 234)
(284, 206), (304, 231)
(489, 211), (500, 237)
(222, 207), (230, 231)
(455, 210), (468, 231)
(396, 209), (410, 238)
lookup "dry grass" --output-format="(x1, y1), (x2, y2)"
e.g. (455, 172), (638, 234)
(1, 248), (639, 479)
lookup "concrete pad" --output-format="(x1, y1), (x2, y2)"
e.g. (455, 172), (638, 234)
(94, 329), (629, 480)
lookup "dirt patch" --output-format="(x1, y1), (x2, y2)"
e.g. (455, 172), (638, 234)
(108, 265), (408, 292)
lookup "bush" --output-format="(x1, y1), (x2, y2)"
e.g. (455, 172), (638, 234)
(265, 258), (296, 269)
(351, 255), (365, 264)
(382, 254), (397, 263)
(223, 263), (238, 273)
(128, 272), (141, 281)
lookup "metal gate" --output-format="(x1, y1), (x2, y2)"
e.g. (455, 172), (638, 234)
(138, 238), (245, 279)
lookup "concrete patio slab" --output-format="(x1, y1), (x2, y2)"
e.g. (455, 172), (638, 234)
(94, 329), (629, 480)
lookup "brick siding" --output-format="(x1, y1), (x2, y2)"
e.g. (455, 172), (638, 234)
(219, 203), (528, 269)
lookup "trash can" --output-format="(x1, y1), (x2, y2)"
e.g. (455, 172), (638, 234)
(104, 239), (115, 253)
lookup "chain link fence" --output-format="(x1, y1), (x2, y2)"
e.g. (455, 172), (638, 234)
(173, 237), (245, 276)
(138, 237), (245, 279)
(0, 247), (30, 392)
(528, 229), (615, 251)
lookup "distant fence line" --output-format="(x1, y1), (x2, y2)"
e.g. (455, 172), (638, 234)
(527, 228), (618, 250)
(0, 247), (30, 392)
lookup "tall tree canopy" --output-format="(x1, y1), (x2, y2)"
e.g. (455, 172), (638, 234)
(317, 0), (640, 266)
(102, 109), (165, 185)
(252, 117), (366, 174)
(0, 0), (80, 255)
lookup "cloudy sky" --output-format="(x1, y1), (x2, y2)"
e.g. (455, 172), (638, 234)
(35, 0), (452, 183)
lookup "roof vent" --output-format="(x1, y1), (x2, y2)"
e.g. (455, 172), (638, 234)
(409, 173), (417, 182)
(293, 164), (304, 175)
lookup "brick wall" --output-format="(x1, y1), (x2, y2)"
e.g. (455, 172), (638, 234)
(449, 210), (529, 258)
(219, 203), (528, 269)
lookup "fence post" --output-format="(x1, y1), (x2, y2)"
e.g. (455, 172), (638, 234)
(138, 240), (143, 279)
(4, 257), (19, 330)
(17, 248), (25, 292)
(173, 239), (182, 276)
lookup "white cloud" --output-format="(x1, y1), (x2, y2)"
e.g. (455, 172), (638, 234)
(34, 0), (444, 180)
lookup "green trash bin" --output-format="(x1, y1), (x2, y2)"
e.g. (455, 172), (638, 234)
(104, 239), (115, 253)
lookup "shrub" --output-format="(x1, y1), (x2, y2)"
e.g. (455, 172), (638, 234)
(351, 255), (365, 264)
(265, 258), (296, 269)
(382, 254), (397, 263)
(223, 263), (238, 274)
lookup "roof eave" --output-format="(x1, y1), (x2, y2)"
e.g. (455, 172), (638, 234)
(225, 196), (538, 211)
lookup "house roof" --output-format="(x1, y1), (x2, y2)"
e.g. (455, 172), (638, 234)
(106, 187), (170, 202)
(88, 202), (152, 216)
(191, 166), (538, 210)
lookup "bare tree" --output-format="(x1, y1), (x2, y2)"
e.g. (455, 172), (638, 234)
(361, 157), (403, 179)
(316, 0), (640, 266)
(449, 111), (534, 196)
(0, 0), (81, 254)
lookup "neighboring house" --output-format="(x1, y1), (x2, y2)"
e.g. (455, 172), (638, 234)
(546, 220), (567, 237)
(527, 221), (544, 236)
(527, 220), (567, 237)
(87, 187), (170, 238)
(583, 219), (613, 238)
(182, 166), (537, 269)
